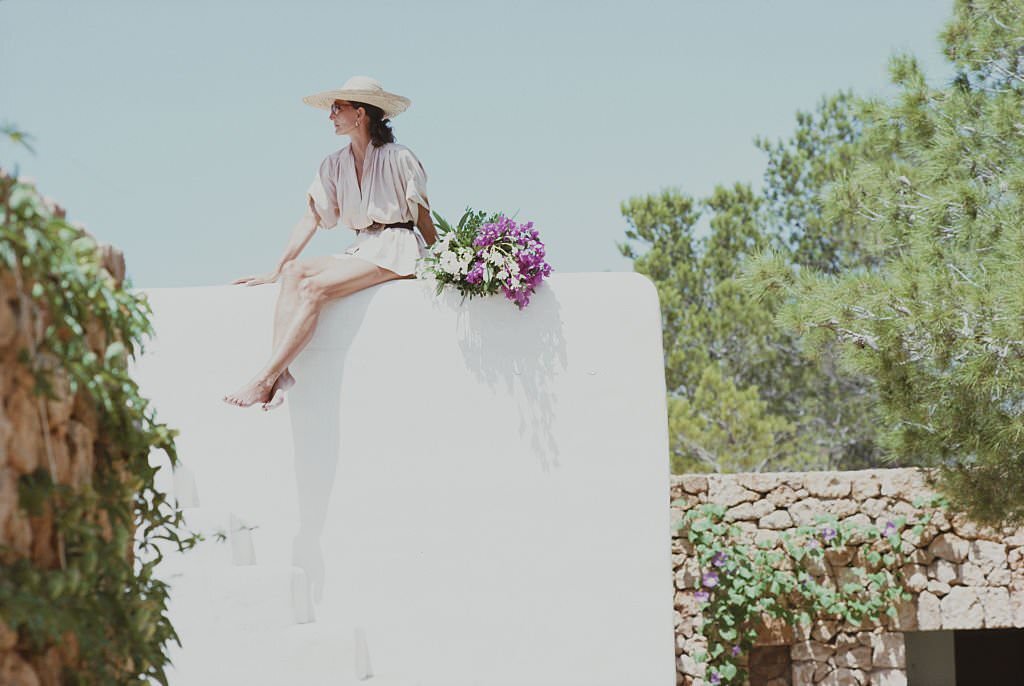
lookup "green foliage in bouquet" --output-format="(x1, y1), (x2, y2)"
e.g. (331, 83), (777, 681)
(433, 207), (501, 248)
(423, 207), (503, 298)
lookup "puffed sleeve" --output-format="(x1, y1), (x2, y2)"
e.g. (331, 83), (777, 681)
(395, 147), (430, 222)
(306, 156), (340, 229)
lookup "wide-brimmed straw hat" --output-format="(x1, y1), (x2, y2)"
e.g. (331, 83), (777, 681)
(301, 76), (411, 120)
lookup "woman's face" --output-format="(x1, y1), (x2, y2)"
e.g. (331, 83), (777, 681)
(330, 100), (361, 136)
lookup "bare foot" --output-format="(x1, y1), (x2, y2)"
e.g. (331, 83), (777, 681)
(223, 377), (275, 408)
(261, 369), (296, 412)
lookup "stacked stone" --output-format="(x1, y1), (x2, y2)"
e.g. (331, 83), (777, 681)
(670, 468), (1024, 686)
(0, 215), (127, 685)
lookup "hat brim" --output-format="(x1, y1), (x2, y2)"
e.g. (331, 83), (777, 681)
(302, 89), (411, 119)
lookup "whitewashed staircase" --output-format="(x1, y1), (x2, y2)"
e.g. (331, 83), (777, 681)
(144, 458), (417, 686)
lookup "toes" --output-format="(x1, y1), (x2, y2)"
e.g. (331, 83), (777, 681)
(224, 393), (250, 408)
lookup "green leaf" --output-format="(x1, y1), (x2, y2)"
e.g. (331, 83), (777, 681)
(105, 341), (126, 363)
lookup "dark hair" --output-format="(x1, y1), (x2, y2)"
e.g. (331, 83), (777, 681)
(350, 100), (396, 147)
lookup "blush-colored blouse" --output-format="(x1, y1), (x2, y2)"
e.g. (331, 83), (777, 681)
(306, 142), (430, 232)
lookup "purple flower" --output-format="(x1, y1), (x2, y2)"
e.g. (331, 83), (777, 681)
(732, 645), (741, 657)
(882, 520), (897, 537)
(710, 672), (722, 685)
(464, 260), (485, 284)
(806, 539), (820, 549)
(702, 571), (719, 588)
(694, 590), (709, 602)
(711, 551), (728, 568)
(445, 211), (553, 310)
(821, 526), (837, 543)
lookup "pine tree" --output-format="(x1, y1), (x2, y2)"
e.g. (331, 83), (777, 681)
(620, 92), (885, 473)
(747, 0), (1024, 524)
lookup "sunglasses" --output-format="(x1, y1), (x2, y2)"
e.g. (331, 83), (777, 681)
(330, 102), (352, 116)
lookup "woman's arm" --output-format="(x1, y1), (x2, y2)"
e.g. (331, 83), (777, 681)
(417, 203), (437, 247)
(274, 200), (322, 271)
(232, 205), (319, 286)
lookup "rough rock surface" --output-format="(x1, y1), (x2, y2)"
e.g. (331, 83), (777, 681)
(0, 201), (128, 684)
(670, 469), (1024, 685)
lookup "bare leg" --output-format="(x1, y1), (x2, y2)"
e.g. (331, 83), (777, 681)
(256, 294), (324, 396)
(273, 267), (303, 349)
(223, 256), (329, 408)
(267, 254), (359, 410)
(223, 301), (322, 408)
(224, 256), (403, 408)
(260, 265), (308, 410)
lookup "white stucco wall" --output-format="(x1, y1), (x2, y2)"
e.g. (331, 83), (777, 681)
(131, 273), (674, 685)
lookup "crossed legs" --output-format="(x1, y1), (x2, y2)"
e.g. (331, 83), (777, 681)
(223, 254), (411, 410)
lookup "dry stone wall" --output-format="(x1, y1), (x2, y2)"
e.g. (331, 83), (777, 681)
(0, 227), (126, 685)
(670, 469), (1024, 686)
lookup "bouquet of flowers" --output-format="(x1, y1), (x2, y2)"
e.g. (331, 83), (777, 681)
(416, 208), (552, 310)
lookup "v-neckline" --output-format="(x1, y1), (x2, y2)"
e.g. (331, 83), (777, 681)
(350, 143), (371, 198)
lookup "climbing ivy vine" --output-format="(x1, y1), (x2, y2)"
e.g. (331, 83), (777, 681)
(673, 498), (944, 685)
(0, 168), (199, 684)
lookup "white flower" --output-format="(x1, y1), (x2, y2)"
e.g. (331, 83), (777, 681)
(439, 251), (462, 275)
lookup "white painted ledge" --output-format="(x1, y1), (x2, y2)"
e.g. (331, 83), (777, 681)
(131, 273), (675, 685)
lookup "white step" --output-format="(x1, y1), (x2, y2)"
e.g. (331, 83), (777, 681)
(140, 507), (262, 575)
(163, 564), (301, 632)
(281, 622), (422, 686)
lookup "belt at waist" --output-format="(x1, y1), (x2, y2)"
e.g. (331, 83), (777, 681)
(357, 221), (414, 233)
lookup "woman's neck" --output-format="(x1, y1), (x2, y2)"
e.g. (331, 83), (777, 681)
(349, 132), (373, 159)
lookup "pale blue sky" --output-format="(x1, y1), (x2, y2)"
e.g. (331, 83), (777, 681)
(3, 0), (954, 287)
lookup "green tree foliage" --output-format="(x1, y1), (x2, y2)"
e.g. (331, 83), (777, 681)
(747, 0), (1024, 524)
(620, 92), (884, 474)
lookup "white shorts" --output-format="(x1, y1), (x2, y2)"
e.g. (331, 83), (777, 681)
(334, 226), (428, 276)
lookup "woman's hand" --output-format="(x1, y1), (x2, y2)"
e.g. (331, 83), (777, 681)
(232, 269), (280, 287)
